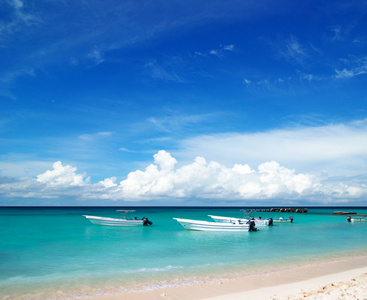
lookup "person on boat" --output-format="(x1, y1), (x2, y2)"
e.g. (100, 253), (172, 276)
(347, 216), (352, 222)
(268, 218), (273, 226)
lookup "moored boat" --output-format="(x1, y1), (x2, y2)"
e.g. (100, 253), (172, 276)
(173, 218), (250, 231)
(347, 216), (367, 222)
(272, 217), (294, 223)
(83, 210), (152, 226)
(208, 215), (269, 226)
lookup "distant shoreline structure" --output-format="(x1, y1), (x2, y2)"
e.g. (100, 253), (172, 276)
(246, 207), (308, 213)
(333, 211), (357, 215)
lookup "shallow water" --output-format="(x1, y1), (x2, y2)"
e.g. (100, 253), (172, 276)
(1, 206), (366, 298)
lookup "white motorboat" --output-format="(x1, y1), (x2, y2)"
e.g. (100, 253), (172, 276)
(173, 218), (250, 231)
(347, 216), (367, 222)
(272, 217), (294, 223)
(208, 215), (269, 226)
(83, 210), (152, 226)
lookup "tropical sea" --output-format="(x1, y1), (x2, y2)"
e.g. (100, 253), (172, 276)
(1, 206), (367, 299)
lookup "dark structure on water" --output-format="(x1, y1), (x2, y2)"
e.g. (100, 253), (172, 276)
(246, 208), (308, 213)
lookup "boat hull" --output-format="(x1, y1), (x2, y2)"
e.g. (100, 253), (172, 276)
(273, 218), (292, 223)
(351, 218), (367, 222)
(208, 215), (269, 226)
(83, 215), (144, 226)
(173, 218), (249, 231)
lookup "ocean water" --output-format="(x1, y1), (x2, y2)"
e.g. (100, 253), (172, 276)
(1, 206), (367, 299)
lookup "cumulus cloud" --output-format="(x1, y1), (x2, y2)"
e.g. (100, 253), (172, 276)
(1, 150), (367, 203)
(116, 152), (324, 201)
(98, 177), (117, 188)
(36, 161), (89, 187)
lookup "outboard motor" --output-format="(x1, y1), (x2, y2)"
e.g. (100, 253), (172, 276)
(347, 216), (352, 222)
(290, 216), (294, 223)
(142, 217), (153, 226)
(268, 218), (273, 226)
(247, 218), (258, 231)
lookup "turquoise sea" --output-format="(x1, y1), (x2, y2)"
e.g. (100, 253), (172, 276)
(1, 206), (367, 299)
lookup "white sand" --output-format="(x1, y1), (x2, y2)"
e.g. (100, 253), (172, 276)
(206, 267), (367, 300)
(91, 255), (367, 300)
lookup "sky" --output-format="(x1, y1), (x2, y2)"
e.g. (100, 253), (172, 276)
(1, 0), (367, 206)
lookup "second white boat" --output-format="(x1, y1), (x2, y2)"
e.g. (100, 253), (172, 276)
(347, 216), (367, 222)
(208, 215), (269, 226)
(173, 218), (249, 231)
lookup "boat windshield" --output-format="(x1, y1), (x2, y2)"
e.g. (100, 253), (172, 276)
(116, 210), (136, 220)
(241, 209), (253, 219)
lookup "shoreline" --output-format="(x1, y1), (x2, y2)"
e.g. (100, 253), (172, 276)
(90, 254), (367, 300)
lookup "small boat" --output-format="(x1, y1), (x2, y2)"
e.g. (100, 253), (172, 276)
(347, 216), (367, 222)
(272, 217), (294, 223)
(83, 210), (152, 226)
(173, 218), (250, 231)
(208, 215), (269, 226)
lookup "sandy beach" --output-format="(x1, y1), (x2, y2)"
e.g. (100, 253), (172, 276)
(90, 255), (367, 300)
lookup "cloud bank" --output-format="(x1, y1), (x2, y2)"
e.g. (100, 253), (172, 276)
(177, 120), (367, 178)
(1, 150), (366, 204)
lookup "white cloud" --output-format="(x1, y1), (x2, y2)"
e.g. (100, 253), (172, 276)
(1, 120), (367, 203)
(278, 36), (307, 65)
(36, 161), (89, 187)
(286, 37), (305, 57)
(329, 26), (342, 41)
(145, 60), (184, 83)
(0, 159), (52, 178)
(87, 47), (105, 65)
(98, 177), (117, 188)
(335, 56), (367, 79)
(335, 68), (355, 78)
(148, 113), (215, 132)
(223, 44), (235, 51)
(1, 149), (367, 204)
(207, 44), (235, 57)
(298, 72), (313, 81)
(116, 151), (317, 200)
(78, 131), (114, 140)
(119, 147), (134, 152)
(176, 120), (367, 177)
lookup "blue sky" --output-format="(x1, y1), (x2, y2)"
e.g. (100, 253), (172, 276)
(1, 0), (367, 206)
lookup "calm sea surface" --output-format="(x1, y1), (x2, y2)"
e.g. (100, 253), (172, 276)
(1, 206), (367, 299)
